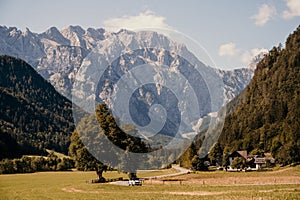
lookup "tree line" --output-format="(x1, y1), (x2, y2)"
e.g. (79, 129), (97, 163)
(0, 152), (74, 174)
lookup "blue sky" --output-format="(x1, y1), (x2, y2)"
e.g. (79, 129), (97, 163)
(0, 0), (299, 69)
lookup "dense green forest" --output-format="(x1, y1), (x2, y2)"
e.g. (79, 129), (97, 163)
(218, 26), (300, 165)
(0, 55), (75, 159)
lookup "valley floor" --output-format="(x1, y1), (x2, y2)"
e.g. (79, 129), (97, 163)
(0, 166), (299, 200)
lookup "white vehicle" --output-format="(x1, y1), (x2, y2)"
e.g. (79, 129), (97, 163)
(128, 179), (142, 186)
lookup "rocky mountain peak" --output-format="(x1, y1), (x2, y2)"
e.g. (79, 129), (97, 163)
(62, 25), (85, 36)
(86, 27), (106, 41)
(40, 26), (69, 45)
(0, 25), (254, 102)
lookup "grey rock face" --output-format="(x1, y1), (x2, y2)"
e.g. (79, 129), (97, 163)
(0, 25), (256, 101)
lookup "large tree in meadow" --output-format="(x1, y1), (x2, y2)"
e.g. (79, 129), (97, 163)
(95, 103), (149, 178)
(69, 129), (107, 182)
(69, 103), (149, 181)
(95, 103), (148, 153)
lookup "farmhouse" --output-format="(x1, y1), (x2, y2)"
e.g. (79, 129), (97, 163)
(227, 150), (275, 171)
(228, 150), (247, 167)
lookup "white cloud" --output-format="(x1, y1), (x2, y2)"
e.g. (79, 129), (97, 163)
(218, 42), (239, 57)
(251, 4), (277, 26)
(219, 42), (268, 65)
(283, 0), (300, 19)
(103, 10), (172, 32)
(251, 48), (269, 57)
(241, 52), (252, 64)
(241, 48), (268, 64)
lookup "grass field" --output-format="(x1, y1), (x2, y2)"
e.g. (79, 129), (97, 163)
(0, 166), (299, 200)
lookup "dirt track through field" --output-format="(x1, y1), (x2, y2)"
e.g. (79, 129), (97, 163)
(110, 165), (189, 186)
(61, 185), (299, 196)
(62, 187), (99, 194)
(61, 187), (229, 196)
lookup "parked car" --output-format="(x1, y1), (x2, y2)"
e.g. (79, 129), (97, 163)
(128, 179), (142, 186)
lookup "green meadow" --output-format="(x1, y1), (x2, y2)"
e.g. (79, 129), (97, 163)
(0, 166), (299, 200)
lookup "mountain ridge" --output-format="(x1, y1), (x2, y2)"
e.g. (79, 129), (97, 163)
(0, 25), (257, 101)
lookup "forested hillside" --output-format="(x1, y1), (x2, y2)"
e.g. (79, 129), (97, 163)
(219, 26), (300, 165)
(0, 55), (75, 159)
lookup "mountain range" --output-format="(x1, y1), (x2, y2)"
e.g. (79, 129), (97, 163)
(0, 25), (263, 143)
(0, 25), (257, 101)
(0, 25), (269, 160)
